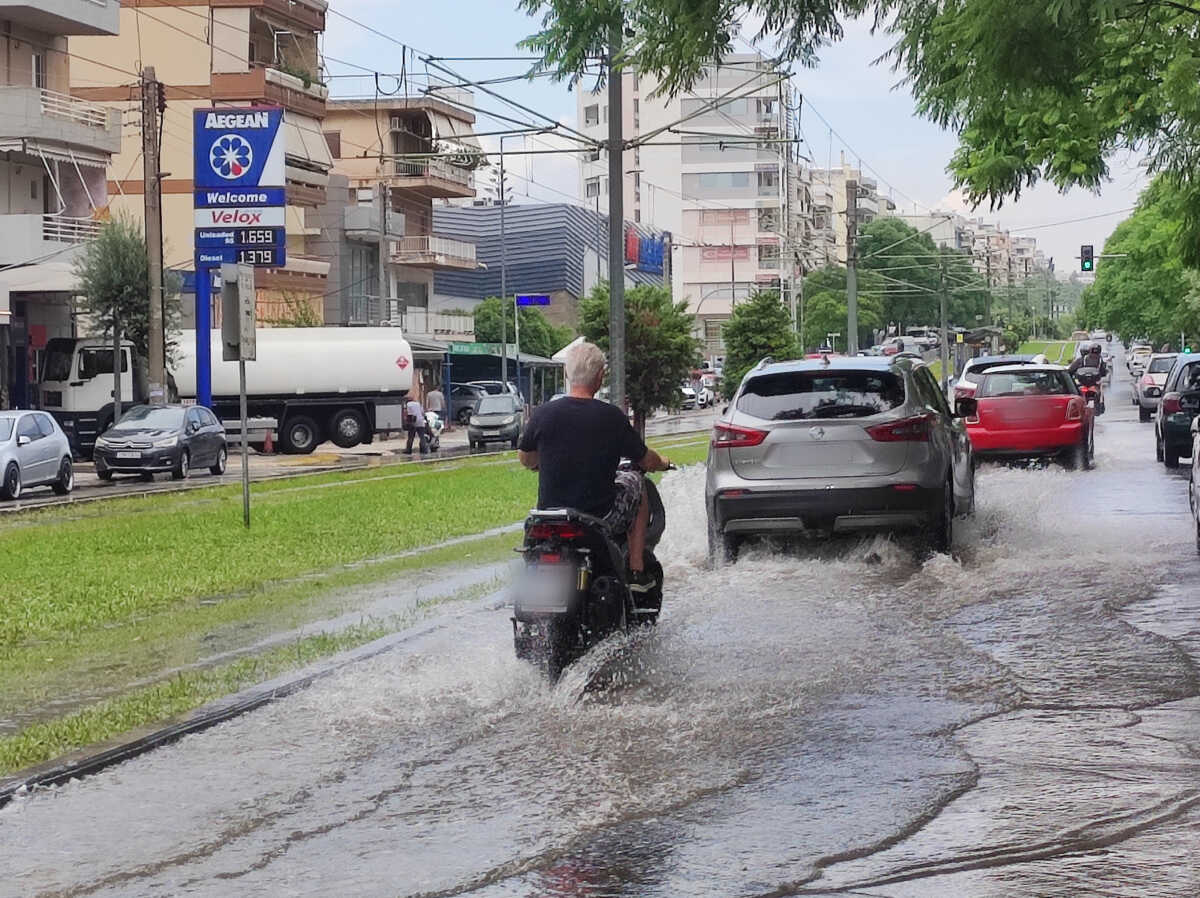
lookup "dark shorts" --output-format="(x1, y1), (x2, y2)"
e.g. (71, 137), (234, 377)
(602, 470), (644, 534)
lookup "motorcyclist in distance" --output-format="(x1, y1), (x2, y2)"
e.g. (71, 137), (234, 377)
(517, 341), (672, 594)
(1068, 343), (1108, 378)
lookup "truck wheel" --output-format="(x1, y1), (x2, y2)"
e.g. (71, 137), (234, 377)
(281, 415), (321, 454)
(329, 409), (367, 448)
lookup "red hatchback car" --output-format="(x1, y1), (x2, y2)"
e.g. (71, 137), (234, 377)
(960, 365), (1095, 469)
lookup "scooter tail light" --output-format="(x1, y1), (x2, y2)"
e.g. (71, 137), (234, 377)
(528, 522), (584, 541)
(866, 413), (934, 442)
(1162, 392), (1183, 414)
(712, 422), (768, 448)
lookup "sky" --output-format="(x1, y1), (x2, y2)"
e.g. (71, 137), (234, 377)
(324, 2), (1148, 273)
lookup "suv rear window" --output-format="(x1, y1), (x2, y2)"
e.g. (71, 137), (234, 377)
(737, 371), (906, 420)
(978, 370), (1074, 397)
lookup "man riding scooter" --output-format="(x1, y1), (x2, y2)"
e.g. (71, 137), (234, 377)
(1068, 344), (1107, 413)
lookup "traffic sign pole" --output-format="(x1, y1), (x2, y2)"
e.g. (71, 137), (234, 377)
(196, 270), (212, 408)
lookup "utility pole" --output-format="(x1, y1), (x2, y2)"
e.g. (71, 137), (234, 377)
(499, 136), (507, 385)
(1006, 256), (1014, 326)
(141, 67), (165, 405)
(1023, 257), (1031, 335)
(729, 216), (736, 311)
(845, 179), (859, 354)
(939, 257), (950, 394)
(377, 181), (389, 323)
(984, 236), (993, 330)
(607, 22), (626, 411)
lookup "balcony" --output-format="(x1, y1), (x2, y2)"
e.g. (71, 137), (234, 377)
(392, 235), (478, 270)
(0, 87), (120, 158)
(386, 159), (475, 199)
(212, 0), (326, 31)
(0, 0), (117, 35)
(0, 213), (99, 266)
(344, 205), (406, 243)
(855, 193), (879, 216)
(391, 306), (475, 339)
(211, 65), (329, 119)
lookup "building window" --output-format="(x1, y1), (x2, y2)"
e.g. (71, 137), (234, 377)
(757, 170), (779, 196)
(633, 172), (640, 187)
(757, 244), (780, 268)
(32, 53), (44, 89)
(633, 98), (640, 128)
(634, 208), (641, 223)
(323, 131), (341, 159)
(634, 147), (640, 165)
(584, 104), (599, 126)
(700, 209), (750, 225)
(758, 207), (780, 232)
(585, 177), (600, 198)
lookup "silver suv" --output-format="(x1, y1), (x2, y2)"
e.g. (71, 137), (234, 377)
(705, 356), (976, 560)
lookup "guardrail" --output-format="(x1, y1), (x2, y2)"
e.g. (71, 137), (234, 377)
(43, 216), (101, 244)
(39, 88), (109, 129)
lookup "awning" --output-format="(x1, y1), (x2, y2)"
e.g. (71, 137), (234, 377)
(0, 139), (108, 168)
(427, 111), (485, 168)
(281, 110), (333, 176)
(552, 335), (585, 363)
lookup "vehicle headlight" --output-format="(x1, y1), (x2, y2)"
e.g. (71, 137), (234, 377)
(501, 415), (515, 426)
(469, 416), (481, 426)
(152, 435), (178, 448)
(95, 436), (114, 448)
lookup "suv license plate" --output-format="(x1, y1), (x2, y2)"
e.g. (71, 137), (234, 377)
(117, 451), (141, 459)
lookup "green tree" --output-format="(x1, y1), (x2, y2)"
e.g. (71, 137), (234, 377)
(1078, 177), (1188, 345)
(857, 217), (941, 328)
(73, 212), (181, 370)
(800, 265), (884, 350)
(473, 296), (575, 359)
(720, 290), (799, 396)
(578, 282), (700, 434)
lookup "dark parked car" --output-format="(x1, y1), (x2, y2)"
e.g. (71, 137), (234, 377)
(1154, 352), (1200, 468)
(449, 382), (489, 424)
(93, 404), (227, 481)
(468, 394), (523, 449)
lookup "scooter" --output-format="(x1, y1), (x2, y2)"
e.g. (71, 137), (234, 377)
(511, 463), (671, 680)
(425, 411), (444, 452)
(1074, 369), (1105, 414)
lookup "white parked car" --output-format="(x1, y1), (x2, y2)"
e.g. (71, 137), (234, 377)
(696, 384), (715, 408)
(680, 384), (697, 410)
(0, 409), (74, 500)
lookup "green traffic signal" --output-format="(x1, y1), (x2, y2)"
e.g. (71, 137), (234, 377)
(1080, 244), (1094, 272)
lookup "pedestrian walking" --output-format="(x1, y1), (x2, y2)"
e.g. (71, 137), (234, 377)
(426, 385), (446, 427)
(404, 396), (429, 455)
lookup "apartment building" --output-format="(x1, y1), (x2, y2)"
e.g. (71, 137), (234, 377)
(321, 91), (481, 323)
(71, 0), (333, 322)
(0, 0), (122, 408)
(809, 157), (896, 266)
(577, 54), (807, 354)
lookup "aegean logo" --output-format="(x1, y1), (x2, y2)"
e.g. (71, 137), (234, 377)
(209, 134), (253, 180)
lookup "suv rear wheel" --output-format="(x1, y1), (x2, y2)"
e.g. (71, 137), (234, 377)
(928, 484), (953, 554)
(707, 519), (741, 564)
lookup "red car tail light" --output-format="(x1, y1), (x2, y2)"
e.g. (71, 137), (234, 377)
(528, 522), (584, 540)
(1162, 392), (1182, 414)
(1065, 398), (1083, 421)
(953, 383), (976, 399)
(866, 414), (933, 442)
(712, 422), (768, 448)
(1141, 373), (1156, 386)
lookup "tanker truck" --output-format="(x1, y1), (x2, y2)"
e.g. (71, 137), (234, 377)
(37, 327), (414, 456)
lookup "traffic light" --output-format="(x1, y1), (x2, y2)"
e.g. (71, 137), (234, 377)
(1081, 245), (1094, 272)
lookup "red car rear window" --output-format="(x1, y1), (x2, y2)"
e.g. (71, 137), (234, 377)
(977, 370), (1074, 398)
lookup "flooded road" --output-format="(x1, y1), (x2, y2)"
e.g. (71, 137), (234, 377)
(5, 347), (1200, 897)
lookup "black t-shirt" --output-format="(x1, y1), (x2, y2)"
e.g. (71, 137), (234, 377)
(518, 397), (648, 516)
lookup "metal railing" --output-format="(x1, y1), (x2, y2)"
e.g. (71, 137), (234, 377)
(39, 88), (110, 129)
(43, 215), (101, 244)
(393, 235), (477, 266)
(390, 158), (472, 187)
(387, 302), (475, 337)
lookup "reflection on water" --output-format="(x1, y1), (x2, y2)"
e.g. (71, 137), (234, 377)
(3, 364), (1199, 897)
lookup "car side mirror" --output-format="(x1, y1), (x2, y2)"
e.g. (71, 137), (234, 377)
(955, 398), (977, 418)
(17, 435), (30, 447)
(187, 422), (199, 434)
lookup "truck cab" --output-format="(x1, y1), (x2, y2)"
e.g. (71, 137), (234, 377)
(39, 337), (144, 457)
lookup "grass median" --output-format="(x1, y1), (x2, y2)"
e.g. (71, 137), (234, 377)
(0, 435), (710, 777)
(1018, 340), (1077, 364)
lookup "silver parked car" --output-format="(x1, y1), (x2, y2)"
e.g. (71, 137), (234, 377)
(705, 356), (976, 560)
(0, 409), (74, 500)
(1134, 353), (1177, 421)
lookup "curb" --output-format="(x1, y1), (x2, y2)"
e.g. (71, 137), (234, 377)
(0, 588), (510, 810)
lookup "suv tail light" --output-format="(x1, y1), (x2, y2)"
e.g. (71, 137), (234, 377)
(712, 422), (768, 448)
(1066, 398), (1083, 421)
(866, 414), (933, 442)
(528, 522), (584, 541)
(1162, 392), (1182, 414)
(1141, 373), (1155, 386)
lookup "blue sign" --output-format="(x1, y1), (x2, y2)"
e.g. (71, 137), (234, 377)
(516, 294), (551, 306)
(195, 246), (286, 268)
(194, 187), (286, 208)
(193, 108), (286, 190)
(637, 236), (664, 274)
(195, 227), (286, 248)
